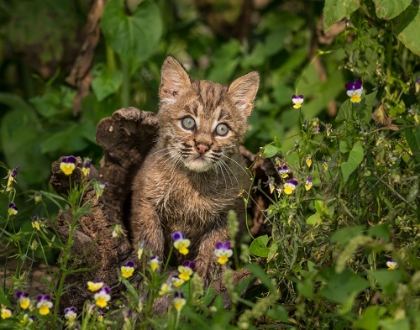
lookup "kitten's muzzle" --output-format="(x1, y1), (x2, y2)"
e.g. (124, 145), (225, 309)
(195, 142), (210, 154)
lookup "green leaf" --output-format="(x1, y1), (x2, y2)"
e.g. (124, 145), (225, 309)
(0, 105), (50, 188)
(372, 0), (411, 19)
(40, 124), (89, 154)
(249, 235), (269, 257)
(242, 28), (288, 68)
(266, 305), (290, 323)
(101, 0), (163, 72)
(368, 224), (390, 242)
(306, 212), (322, 226)
(320, 268), (369, 304)
(297, 280), (314, 299)
(339, 140), (350, 153)
(360, 91), (378, 125)
(323, 0), (360, 32)
(0, 286), (12, 308)
(336, 99), (353, 122)
(395, 5), (420, 56)
(379, 318), (410, 330)
(341, 141), (364, 183)
(263, 144), (280, 158)
(245, 263), (275, 291)
(208, 40), (241, 83)
(91, 63), (123, 101)
(353, 306), (387, 330)
(369, 269), (404, 296)
(404, 126), (420, 163)
(331, 226), (364, 244)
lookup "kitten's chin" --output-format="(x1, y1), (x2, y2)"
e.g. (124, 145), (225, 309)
(184, 158), (213, 173)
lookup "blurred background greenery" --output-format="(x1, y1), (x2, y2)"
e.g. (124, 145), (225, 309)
(0, 0), (350, 191)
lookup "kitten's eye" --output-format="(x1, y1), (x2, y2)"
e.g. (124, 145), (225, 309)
(181, 116), (196, 130)
(215, 123), (229, 136)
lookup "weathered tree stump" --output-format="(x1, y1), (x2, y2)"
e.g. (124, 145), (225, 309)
(49, 107), (277, 311)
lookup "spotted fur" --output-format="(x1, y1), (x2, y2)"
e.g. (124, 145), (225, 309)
(130, 56), (259, 282)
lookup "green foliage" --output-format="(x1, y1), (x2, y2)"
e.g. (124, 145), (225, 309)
(1, 0), (420, 328)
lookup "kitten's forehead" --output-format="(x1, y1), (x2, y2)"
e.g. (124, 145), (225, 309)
(190, 80), (228, 115)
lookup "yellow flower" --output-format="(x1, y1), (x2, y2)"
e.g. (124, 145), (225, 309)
(87, 280), (104, 292)
(36, 294), (53, 315)
(214, 242), (233, 265)
(173, 292), (186, 312)
(60, 156), (77, 176)
(159, 283), (172, 296)
(172, 232), (190, 255)
(306, 155), (312, 168)
(94, 287), (111, 308)
(171, 276), (185, 288)
(121, 261), (135, 279)
(149, 256), (161, 272)
(8, 203), (18, 216)
(1, 307), (12, 319)
(284, 180), (297, 195)
(32, 215), (41, 231)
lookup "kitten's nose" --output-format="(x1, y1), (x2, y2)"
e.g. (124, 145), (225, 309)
(196, 143), (209, 154)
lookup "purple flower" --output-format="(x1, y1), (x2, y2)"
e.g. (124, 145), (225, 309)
(11, 166), (19, 178)
(64, 306), (77, 322)
(82, 159), (92, 177)
(214, 242), (233, 265)
(8, 202), (18, 216)
(284, 180), (298, 195)
(60, 156), (77, 176)
(172, 232), (191, 255)
(345, 79), (363, 103)
(278, 165), (289, 179)
(182, 260), (195, 270)
(172, 232), (185, 241)
(292, 95), (304, 109)
(178, 260), (195, 281)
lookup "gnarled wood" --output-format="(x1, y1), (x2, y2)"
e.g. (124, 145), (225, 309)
(49, 107), (275, 311)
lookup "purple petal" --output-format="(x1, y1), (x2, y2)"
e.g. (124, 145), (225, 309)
(307, 175), (312, 181)
(182, 260), (195, 269)
(66, 156), (76, 164)
(36, 294), (44, 302)
(174, 291), (184, 299)
(16, 291), (24, 299)
(101, 286), (111, 294)
(70, 306), (77, 312)
(125, 260), (135, 267)
(289, 180), (298, 186)
(172, 231), (185, 241)
(64, 307), (70, 314)
(345, 79), (362, 91)
(217, 241), (231, 250)
(215, 242), (223, 249)
(292, 95), (297, 99)
(8, 202), (17, 209)
(83, 159), (92, 168)
(11, 166), (19, 178)
(298, 95), (304, 99)
(124, 309), (132, 318)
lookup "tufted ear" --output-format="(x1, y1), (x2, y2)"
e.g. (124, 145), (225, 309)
(159, 56), (191, 104)
(228, 71), (259, 117)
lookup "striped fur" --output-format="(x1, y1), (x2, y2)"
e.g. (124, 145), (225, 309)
(130, 56), (259, 283)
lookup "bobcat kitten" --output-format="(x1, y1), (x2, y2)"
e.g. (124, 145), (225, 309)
(130, 56), (259, 282)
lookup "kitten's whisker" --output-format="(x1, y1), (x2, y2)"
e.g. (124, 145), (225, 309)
(221, 154), (251, 179)
(218, 160), (235, 187)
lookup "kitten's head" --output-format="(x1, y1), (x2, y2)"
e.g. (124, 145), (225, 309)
(158, 56), (259, 173)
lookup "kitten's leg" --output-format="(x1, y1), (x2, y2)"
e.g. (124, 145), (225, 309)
(194, 227), (229, 286)
(131, 197), (164, 259)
